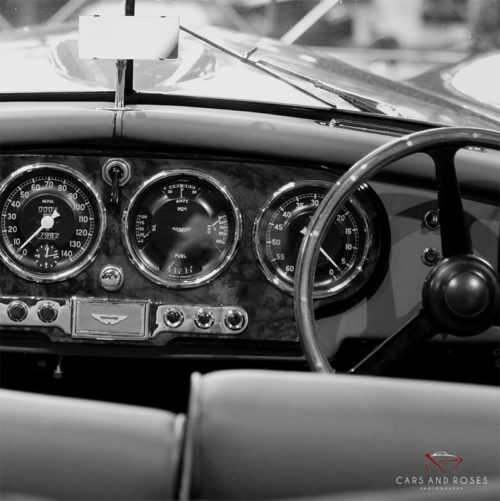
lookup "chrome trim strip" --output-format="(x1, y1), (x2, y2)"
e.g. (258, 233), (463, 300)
(0, 163), (106, 283)
(0, 296), (248, 341)
(121, 169), (242, 288)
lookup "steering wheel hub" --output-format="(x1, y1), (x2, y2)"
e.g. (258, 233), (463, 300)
(422, 255), (499, 336)
(445, 272), (488, 316)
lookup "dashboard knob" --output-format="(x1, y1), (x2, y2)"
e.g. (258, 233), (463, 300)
(38, 302), (58, 323)
(7, 301), (28, 322)
(99, 264), (125, 292)
(422, 247), (441, 267)
(194, 308), (215, 329)
(164, 308), (184, 328)
(225, 309), (246, 331)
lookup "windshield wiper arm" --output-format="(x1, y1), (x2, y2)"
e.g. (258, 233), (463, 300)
(181, 26), (405, 117)
(255, 59), (405, 117)
(180, 25), (337, 109)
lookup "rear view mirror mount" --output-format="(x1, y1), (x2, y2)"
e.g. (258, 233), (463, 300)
(79, 15), (180, 109)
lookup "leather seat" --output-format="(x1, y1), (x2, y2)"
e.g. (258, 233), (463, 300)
(2, 371), (499, 501)
(0, 389), (185, 500)
(179, 370), (500, 500)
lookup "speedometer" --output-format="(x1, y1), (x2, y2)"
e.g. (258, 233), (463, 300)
(122, 170), (241, 288)
(0, 164), (105, 282)
(253, 181), (383, 299)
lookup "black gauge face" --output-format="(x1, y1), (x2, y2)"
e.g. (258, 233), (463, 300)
(123, 170), (241, 288)
(254, 181), (372, 298)
(0, 165), (105, 282)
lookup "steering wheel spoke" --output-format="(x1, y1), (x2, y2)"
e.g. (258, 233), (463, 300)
(295, 127), (500, 375)
(427, 146), (472, 257)
(349, 311), (437, 375)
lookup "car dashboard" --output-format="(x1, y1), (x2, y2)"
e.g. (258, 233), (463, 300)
(0, 103), (499, 369)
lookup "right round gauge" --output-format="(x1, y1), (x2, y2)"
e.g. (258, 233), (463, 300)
(253, 180), (389, 300)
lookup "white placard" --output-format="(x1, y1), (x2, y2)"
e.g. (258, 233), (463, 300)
(79, 15), (179, 60)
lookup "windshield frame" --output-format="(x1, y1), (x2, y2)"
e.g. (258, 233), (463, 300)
(1, 0), (500, 131)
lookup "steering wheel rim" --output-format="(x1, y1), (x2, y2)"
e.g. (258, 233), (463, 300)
(294, 127), (500, 374)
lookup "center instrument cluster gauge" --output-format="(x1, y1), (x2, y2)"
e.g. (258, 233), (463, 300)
(0, 164), (105, 282)
(122, 170), (241, 288)
(253, 180), (388, 300)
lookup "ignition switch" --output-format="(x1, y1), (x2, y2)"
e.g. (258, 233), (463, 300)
(102, 159), (131, 208)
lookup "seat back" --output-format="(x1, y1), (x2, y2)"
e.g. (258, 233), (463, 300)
(0, 389), (185, 500)
(180, 370), (500, 500)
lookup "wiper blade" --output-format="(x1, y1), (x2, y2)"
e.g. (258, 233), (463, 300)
(180, 25), (405, 117)
(180, 25), (337, 109)
(256, 59), (405, 117)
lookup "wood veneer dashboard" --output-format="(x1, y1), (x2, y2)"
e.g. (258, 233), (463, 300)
(0, 151), (497, 359)
(0, 152), (392, 357)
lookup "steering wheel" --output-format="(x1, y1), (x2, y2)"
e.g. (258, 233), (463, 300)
(294, 127), (500, 374)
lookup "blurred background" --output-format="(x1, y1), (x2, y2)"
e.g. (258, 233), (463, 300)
(0, 0), (499, 80)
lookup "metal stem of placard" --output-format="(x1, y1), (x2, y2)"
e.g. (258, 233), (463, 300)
(114, 59), (127, 109)
(112, 0), (133, 110)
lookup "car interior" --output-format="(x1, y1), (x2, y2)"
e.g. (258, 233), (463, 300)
(0, 0), (499, 500)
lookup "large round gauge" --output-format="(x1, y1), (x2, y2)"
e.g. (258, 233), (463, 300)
(0, 164), (105, 282)
(122, 170), (241, 288)
(254, 180), (377, 299)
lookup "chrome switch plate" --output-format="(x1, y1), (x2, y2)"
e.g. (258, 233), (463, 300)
(151, 304), (248, 338)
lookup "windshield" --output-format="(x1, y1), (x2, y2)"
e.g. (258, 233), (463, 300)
(1, 0), (499, 125)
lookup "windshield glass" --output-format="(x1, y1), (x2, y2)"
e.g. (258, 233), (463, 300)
(1, 0), (499, 125)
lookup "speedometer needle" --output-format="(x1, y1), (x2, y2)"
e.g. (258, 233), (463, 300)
(319, 247), (341, 272)
(18, 209), (60, 252)
(300, 226), (341, 272)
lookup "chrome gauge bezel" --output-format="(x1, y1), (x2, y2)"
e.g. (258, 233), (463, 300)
(121, 169), (242, 288)
(253, 180), (372, 299)
(0, 163), (106, 283)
